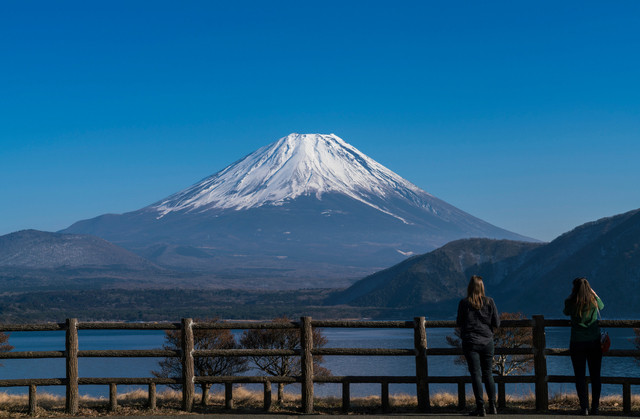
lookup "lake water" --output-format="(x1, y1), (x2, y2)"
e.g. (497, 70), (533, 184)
(1, 326), (639, 399)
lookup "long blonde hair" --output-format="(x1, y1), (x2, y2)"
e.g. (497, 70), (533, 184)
(467, 275), (486, 310)
(568, 277), (597, 317)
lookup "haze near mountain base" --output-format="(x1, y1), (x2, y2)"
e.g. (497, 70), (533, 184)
(62, 133), (534, 286)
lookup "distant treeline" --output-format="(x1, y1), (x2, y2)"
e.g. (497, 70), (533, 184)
(0, 288), (417, 322)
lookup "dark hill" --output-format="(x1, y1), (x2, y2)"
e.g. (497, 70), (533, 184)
(0, 230), (176, 291)
(497, 208), (640, 317)
(0, 229), (161, 270)
(328, 238), (542, 308)
(329, 208), (640, 317)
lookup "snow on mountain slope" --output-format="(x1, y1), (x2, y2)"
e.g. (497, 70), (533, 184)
(153, 133), (433, 223)
(61, 132), (535, 284)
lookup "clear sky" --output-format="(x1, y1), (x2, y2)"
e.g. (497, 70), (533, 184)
(1, 1), (639, 242)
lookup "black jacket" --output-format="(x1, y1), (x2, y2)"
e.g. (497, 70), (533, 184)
(456, 297), (500, 346)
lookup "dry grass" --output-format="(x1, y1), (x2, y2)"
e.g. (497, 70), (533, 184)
(1, 388), (640, 417)
(548, 392), (640, 413)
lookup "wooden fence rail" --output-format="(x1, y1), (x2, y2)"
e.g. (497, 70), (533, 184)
(1, 317), (640, 415)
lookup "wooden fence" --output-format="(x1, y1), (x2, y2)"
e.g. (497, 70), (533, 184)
(1, 316), (639, 415)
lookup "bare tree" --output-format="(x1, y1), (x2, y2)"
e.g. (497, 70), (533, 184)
(0, 332), (13, 366)
(152, 318), (247, 405)
(240, 316), (330, 403)
(446, 312), (533, 376)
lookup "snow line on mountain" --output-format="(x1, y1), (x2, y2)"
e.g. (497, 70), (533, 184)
(153, 133), (431, 220)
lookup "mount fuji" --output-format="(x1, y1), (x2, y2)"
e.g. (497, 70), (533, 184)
(62, 133), (534, 286)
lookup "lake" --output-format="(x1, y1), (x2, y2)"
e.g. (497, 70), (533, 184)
(1, 326), (639, 399)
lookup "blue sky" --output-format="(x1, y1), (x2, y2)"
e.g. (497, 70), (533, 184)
(1, 1), (639, 241)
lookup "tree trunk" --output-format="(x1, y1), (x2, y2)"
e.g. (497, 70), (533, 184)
(201, 384), (210, 406)
(277, 383), (284, 404)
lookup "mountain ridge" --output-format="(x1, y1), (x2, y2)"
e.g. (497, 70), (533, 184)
(0, 229), (161, 270)
(61, 133), (535, 284)
(330, 208), (640, 317)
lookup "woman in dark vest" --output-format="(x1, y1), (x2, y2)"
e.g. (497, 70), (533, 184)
(563, 277), (604, 416)
(457, 275), (500, 416)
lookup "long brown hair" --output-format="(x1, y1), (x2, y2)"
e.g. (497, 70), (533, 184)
(568, 277), (597, 317)
(467, 275), (486, 310)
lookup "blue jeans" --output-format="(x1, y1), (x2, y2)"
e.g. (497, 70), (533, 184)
(463, 340), (496, 408)
(570, 338), (602, 410)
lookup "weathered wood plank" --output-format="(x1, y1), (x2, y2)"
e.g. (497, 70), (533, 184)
(181, 318), (194, 412)
(312, 320), (413, 328)
(196, 376), (297, 384)
(263, 381), (272, 411)
(65, 318), (79, 415)
(194, 321), (298, 330)
(78, 377), (179, 385)
(547, 375), (640, 385)
(0, 351), (65, 359)
(194, 348), (298, 357)
(0, 323), (65, 332)
(78, 322), (179, 330)
(0, 378), (65, 386)
(381, 382), (390, 412)
(78, 349), (179, 358)
(314, 348), (414, 356)
(315, 375), (416, 384)
(498, 382), (506, 410)
(458, 382), (466, 410)
(109, 383), (117, 411)
(414, 316), (430, 413)
(148, 383), (156, 410)
(600, 320), (640, 328)
(623, 382), (631, 415)
(533, 315), (548, 412)
(225, 382), (233, 409)
(342, 382), (350, 413)
(300, 316), (314, 414)
(426, 347), (534, 356)
(547, 348), (640, 357)
(29, 384), (37, 416)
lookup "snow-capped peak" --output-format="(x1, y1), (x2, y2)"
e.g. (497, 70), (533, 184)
(153, 133), (430, 219)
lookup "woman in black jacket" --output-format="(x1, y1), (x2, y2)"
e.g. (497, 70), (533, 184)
(457, 275), (500, 416)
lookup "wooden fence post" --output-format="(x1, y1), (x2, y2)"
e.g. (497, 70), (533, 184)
(148, 383), (156, 410)
(342, 382), (350, 413)
(498, 381), (506, 410)
(181, 318), (195, 412)
(263, 381), (272, 411)
(414, 316), (430, 412)
(301, 316), (314, 413)
(457, 382), (465, 410)
(225, 382), (234, 409)
(381, 382), (390, 412)
(109, 383), (118, 411)
(623, 383), (631, 415)
(65, 318), (79, 415)
(532, 315), (548, 412)
(29, 384), (37, 416)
